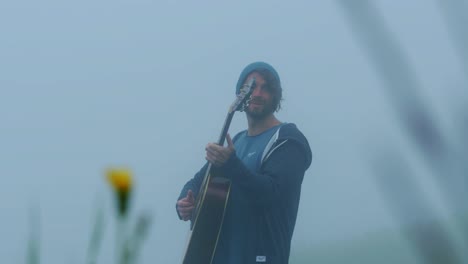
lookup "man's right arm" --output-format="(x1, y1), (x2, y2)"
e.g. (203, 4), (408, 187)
(176, 163), (209, 220)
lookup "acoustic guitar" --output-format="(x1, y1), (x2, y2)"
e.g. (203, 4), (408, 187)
(182, 77), (256, 264)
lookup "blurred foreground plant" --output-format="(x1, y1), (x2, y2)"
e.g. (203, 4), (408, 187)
(105, 167), (152, 264)
(26, 167), (152, 264)
(106, 168), (133, 217)
(27, 206), (40, 264)
(86, 199), (105, 264)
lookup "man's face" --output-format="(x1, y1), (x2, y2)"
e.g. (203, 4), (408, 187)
(244, 72), (276, 119)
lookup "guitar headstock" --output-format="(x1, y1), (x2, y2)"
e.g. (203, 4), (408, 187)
(229, 77), (256, 113)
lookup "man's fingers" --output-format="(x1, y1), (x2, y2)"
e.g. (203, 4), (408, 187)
(177, 205), (194, 220)
(205, 140), (234, 167)
(178, 191), (196, 222)
(206, 151), (220, 166)
(226, 133), (234, 148)
(178, 206), (194, 214)
(206, 155), (221, 167)
(205, 151), (215, 161)
(180, 213), (190, 221)
(187, 190), (194, 203)
(177, 200), (192, 207)
(178, 190), (195, 207)
(178, 190), (195, 220)
(205, 144), (219, 156)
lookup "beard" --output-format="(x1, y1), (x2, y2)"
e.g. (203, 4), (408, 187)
(245, 97), (276, 120)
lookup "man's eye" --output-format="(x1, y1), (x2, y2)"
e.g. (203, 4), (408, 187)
(263, 85), (273, 92)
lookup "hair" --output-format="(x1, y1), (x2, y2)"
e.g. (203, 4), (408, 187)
(251, 68), (283, 112)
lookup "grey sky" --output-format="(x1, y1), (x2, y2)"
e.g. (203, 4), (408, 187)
(1, 0), (466, 263)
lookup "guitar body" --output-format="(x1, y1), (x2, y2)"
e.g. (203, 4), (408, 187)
(183, 176), (231, 264)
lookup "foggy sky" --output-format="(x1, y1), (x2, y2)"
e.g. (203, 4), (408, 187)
(1, 0), (466, 263)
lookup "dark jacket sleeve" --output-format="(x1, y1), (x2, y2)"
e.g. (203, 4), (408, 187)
(220, 139), (309, 207)
(176, 163), (208, 219)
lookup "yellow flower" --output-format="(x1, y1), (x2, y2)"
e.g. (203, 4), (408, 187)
(106, 167), (133, 194)
(106, 167), (133, 217)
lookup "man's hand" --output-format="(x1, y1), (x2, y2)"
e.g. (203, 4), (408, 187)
(177, 190), (195, 221)
(205, 133), (235, 167)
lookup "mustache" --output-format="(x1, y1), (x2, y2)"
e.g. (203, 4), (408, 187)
(248, 96), (265, 104)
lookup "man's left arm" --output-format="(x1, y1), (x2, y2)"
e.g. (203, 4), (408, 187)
(221, 140), (309, 206)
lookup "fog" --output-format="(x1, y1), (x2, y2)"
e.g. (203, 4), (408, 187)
(1, 1), (467, 263)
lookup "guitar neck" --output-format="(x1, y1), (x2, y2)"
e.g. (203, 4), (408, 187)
(217, 111), (235, 146)
(193, 110), (235, 220)
(188, 77), (255, 232)
(202, 110), (235, 181)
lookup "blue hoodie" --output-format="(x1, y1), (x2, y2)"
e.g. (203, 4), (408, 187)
(178, 123), (312, 264)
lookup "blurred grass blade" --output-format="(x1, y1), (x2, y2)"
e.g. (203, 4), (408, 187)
(437, 0), (468, 77)
(337, 0), (468, 245)
(371, 150), (464, 264)
(86, 198), (106, 264)
(27, 205), (40, 264)
(128, 213), (152, 264)
(119, 212), (152, 264)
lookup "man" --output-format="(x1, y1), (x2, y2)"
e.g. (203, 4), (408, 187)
(177, 61), (312, 264)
